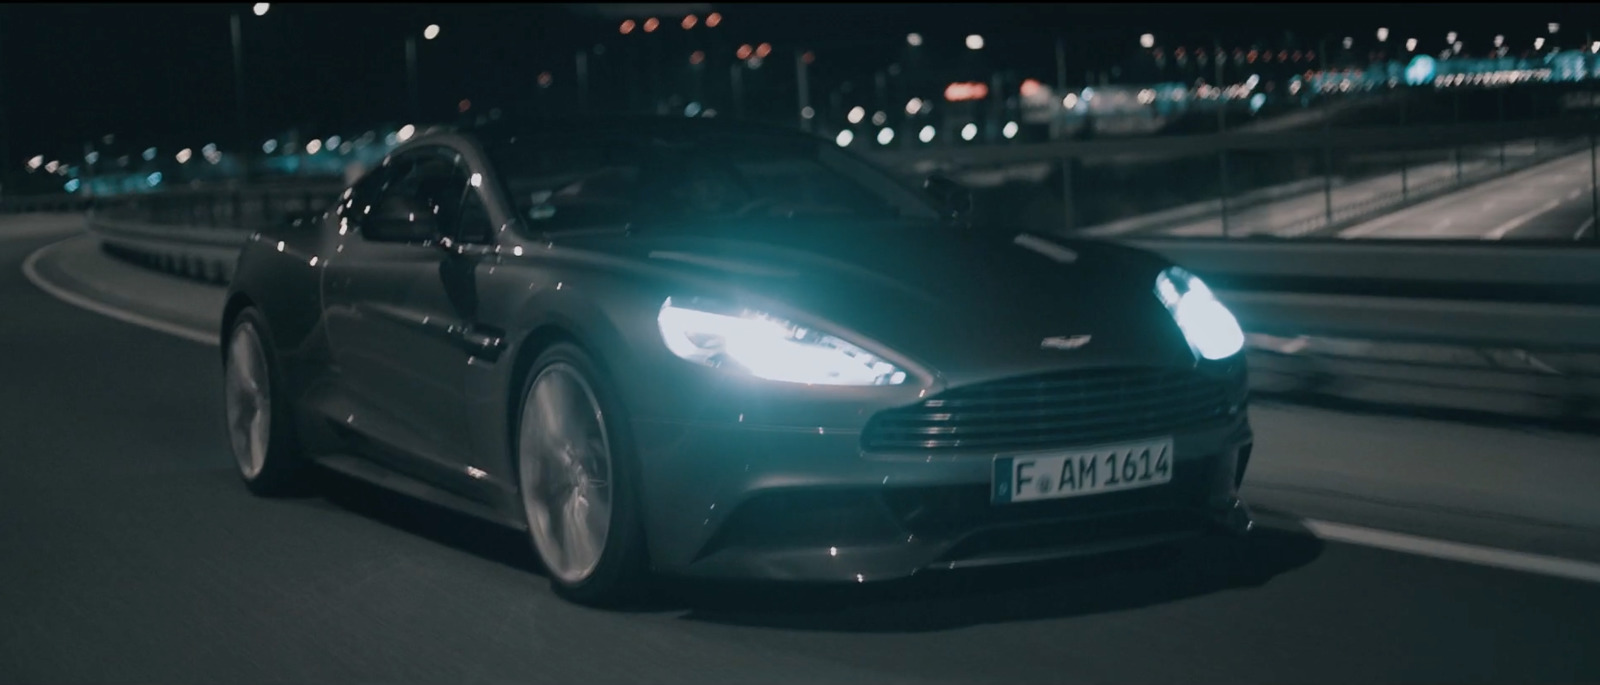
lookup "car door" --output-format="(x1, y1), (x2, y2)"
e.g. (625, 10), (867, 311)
(321, 146), (481, 496)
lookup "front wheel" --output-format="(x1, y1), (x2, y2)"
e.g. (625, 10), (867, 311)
(223, 308), (306, 496)
(516, 343), (649, 605)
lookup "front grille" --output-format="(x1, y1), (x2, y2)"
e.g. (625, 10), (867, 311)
(862, 367), (1233, 452)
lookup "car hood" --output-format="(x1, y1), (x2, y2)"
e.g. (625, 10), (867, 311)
(550, 220), (1200, 387)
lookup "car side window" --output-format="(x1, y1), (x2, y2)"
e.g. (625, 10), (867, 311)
(505, 141), (642, 231)
(362, 148), (465, 244)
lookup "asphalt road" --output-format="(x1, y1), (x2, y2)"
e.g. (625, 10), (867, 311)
(4, 219), (1600, 684)
(1340, 148), (1599, 240)
(1162, 157), (1498, 238)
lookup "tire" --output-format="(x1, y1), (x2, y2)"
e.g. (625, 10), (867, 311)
(223, 307), (307, 496)
(515, 343), (649, 606)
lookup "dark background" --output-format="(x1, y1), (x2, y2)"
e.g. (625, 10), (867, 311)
(3, 3), (1594, 155)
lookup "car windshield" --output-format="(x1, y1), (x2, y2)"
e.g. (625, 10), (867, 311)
(483, 129), (944, 232)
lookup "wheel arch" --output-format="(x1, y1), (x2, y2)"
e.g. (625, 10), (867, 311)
(220, 292), (257, 361)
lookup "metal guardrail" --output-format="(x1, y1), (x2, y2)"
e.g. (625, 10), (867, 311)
(92, 184), (345, 230)
(73, 199), (1600, 428)
(0, 194), (94, 214)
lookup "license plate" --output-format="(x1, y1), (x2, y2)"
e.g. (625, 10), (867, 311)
(992, 438), (1174, 505)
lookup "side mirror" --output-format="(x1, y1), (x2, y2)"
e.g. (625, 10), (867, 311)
(923, 174), (972, 218)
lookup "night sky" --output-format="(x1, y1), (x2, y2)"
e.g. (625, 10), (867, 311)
(3, 3), (1592, 163)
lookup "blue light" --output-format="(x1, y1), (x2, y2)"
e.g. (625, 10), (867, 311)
(142, 147), (158, 162)
(146, 172), (163, 187)
(684, 102), (703, 117)
(64, 179), (81, 193)
(1249, 93), (1267, 113)
(1154, 267), (1243, 361)
(1405, 55), (1437, 86)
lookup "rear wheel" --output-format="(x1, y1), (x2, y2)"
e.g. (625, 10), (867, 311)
(516, 343), (649, 606)
(223, 308), (306, 496)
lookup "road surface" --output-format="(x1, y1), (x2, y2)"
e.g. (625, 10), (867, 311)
(1340, 148), (1599, 240)
(4, 215), (1599, 684)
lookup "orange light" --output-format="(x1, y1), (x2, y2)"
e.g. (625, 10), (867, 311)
(458, 99), (471, 113)
(643, 17), (659, 32)
(1278, 50), (1289, 61)
(736, 44), (753, 60)
(619, 19), (635, 35)
(944, 81), (989, 102)
(755, 42), (772, 58)
(538, 71), (553, 88)
(802, 51), (815, 64)
(705, 12), (721, 27)
(681, 15), (697, 29)
(689, 50), (705, 65)
(1019, 78), (1044, 97)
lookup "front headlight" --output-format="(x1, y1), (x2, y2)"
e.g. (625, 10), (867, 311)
(1154, 267), (1244, 360)
(657, 297), (908, 386)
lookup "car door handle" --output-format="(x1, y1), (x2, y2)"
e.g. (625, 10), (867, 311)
(459, 324), (508, 362)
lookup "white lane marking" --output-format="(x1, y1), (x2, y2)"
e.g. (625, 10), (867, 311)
(1568, 188), (1585, 201)
(1578, 216), (1596, 239)
(1301, 519), (1600, 585)
(1485, 198), (1563, 239)
(21, 237), (219, 347)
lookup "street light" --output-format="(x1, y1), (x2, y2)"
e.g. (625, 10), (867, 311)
(907, 33), (923, 47)
(965, 34), (984, 50)
(1377, 27), (1389, 42)
(1495, 35), (1505, 48)
(1140, 33), (1155, 49)
(681, 15), (697, 29)
(407, 26), (440, 121)
(1446, 31), (1458, 45)
(230, 5), (272, 180)
(705, 12), (721, 27)
(1549, 22), (1560, 35)
(1534, 37), (1546, 50)
(1405, 37), (1418, 51)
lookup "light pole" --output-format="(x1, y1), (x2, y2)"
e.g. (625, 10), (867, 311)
(227, 3), (272, 181)
(795, 50), (812, 131)
(407, 24), (440, 123)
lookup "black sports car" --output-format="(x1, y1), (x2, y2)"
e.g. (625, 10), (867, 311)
(221, 117), (1255, 604)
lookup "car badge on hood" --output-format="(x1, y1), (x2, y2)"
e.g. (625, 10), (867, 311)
(1040, 335), (1092, 350)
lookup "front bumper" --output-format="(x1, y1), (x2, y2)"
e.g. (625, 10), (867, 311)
(633, 413), (1254, 582)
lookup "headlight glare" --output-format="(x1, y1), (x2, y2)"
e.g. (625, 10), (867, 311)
(657, 297), (908, 386)
(1155, 267), (1244, 360)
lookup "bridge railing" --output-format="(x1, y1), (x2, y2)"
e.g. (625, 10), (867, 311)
(864, 117), (1600, 241)
(89, 183), (346, 231)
